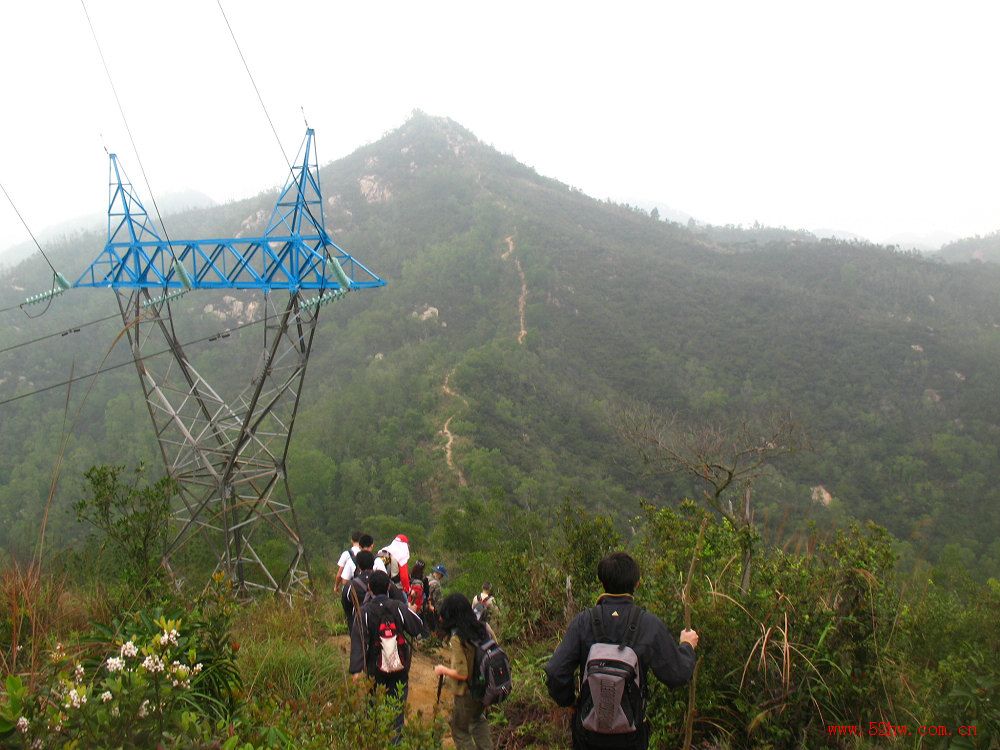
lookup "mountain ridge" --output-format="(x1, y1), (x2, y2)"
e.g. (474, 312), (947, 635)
(1, 112), (1000, 578)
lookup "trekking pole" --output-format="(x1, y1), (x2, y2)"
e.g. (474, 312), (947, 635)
(682, 517), (710, 750)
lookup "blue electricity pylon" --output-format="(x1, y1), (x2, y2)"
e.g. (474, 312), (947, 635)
(77, 130), (384, 599)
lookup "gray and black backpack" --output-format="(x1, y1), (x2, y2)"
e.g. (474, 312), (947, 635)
(469, 637), (513, 707)
(578, 604), (644, 736)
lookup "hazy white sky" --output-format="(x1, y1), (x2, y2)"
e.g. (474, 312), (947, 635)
(2, 0), (999, 254)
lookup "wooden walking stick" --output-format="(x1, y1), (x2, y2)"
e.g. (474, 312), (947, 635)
(682, 517), (710, 750)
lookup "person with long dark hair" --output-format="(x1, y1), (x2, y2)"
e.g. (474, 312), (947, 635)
(433, 593), (493, 749)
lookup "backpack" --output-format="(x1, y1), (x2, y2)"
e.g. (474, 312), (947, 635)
(366, 600), (409, 675)
(345, 570), (372, 615)
(472, 594), (493, 623)
(578, 604), (644, 736)
(469, 636), (512, 707)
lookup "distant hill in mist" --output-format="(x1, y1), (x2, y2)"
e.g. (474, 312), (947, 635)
(0, 189), (216, 269)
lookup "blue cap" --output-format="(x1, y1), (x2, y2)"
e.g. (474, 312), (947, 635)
(433, 564), (447, 576)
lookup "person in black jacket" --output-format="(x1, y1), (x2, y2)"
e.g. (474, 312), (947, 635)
(342, 550), (407, 627)
(545, 552), (699, 749)
(349, 570), (427, 743)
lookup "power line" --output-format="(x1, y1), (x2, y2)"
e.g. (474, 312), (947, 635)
(0, 181), (58, 275)
(214, 0), (328, 244)
(0, 311), (121, 356)
(79, 0), (179, 268)
(0, 314), (270, 407)
(215, 0), (292, 171)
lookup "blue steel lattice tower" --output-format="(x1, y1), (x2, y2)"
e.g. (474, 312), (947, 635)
(76, 130), (384, 598)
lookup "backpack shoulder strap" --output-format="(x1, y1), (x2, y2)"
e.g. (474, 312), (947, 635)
(348, 548), (357, 564)
(621, 603), (643, 651)
(590, 606), (607, 643)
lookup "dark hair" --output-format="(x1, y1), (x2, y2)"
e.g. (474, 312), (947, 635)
(411, 560), (426, 580)
(359, 533), (374, 549)
(597, 552), (641, 595)
(369, 570), (391, 596)
(355, 550), (375, 572)
(438, 593), (488, 644)
(482, 582), (492, 593)
(350, 530), (362, 543)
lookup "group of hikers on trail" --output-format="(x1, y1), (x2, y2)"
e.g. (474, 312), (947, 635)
(334, 531), (699, 750)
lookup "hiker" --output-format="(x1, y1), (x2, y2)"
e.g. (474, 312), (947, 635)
(471, 582), (498, 625)
(434, 593), (494, 750)
(375, 534), (412, 593)
(335, 530), (363, 593)
(349, 570), (427, 742)
(408, 560), (428, 616)
(341, 550), (377, 626)
(426, 564), (447, 631)
(340, 533), (376, 587)
(544, 551), (699, 750)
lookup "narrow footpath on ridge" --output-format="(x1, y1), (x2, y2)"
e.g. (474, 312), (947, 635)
(439, 369), (468, 487)
(501, 235), (528, 344)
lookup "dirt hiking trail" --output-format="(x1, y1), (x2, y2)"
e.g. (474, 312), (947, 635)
(502, 235), (527, 344)
(331, 635), (457, 747)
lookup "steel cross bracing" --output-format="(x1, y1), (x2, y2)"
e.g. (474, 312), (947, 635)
(84, 130), (385, 598)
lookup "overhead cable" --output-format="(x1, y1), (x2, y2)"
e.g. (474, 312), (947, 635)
(0, 314), (270, 407)
(79, 0), (179, 268)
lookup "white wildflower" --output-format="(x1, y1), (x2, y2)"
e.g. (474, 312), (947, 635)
(65, 688), (86, 709)
(106, 656), (125, 673)
(141, 654), (165, 673)
(16, 716), (29, 733)
(100, 691), (113, 703)
(138, 699), (150, 718)
(73, 663), (85, 683)
(120, 640), (138, 658)
(192, 662), (203, 674)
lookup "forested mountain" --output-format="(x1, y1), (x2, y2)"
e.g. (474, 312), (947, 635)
(938, 230), (1000, 263)
(2, 111), (1000, 579)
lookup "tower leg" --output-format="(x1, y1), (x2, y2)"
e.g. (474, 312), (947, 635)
(120, 290), (318, 598)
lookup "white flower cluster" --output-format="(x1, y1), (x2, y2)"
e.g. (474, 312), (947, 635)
(120, 640), (138, 658)
(73, 663), (85, 683)
(138, 699), (150, 718)
(16, 716), (29, 733)
(141, 654), (165, 673)
(106, 656), (125, 673)
(170, 661), (191, 688)
(158, 628), (180, 647)
(65, 688), (87, 710)
(100, 691), (113, 703)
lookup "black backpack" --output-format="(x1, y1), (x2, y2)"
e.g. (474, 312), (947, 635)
(469, 636), (512, 707)
(577, 605), (644, 736)
(365, 599), (411, 676)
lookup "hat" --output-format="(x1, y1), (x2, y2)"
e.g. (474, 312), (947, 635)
(433, 564), (447, 576)
(396, 534), (409, 544)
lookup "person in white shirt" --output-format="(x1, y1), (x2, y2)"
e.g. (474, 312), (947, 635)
(374, 534), (412, 593)
(335, 531), (362, 593)
(340, 533), (377, 589)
